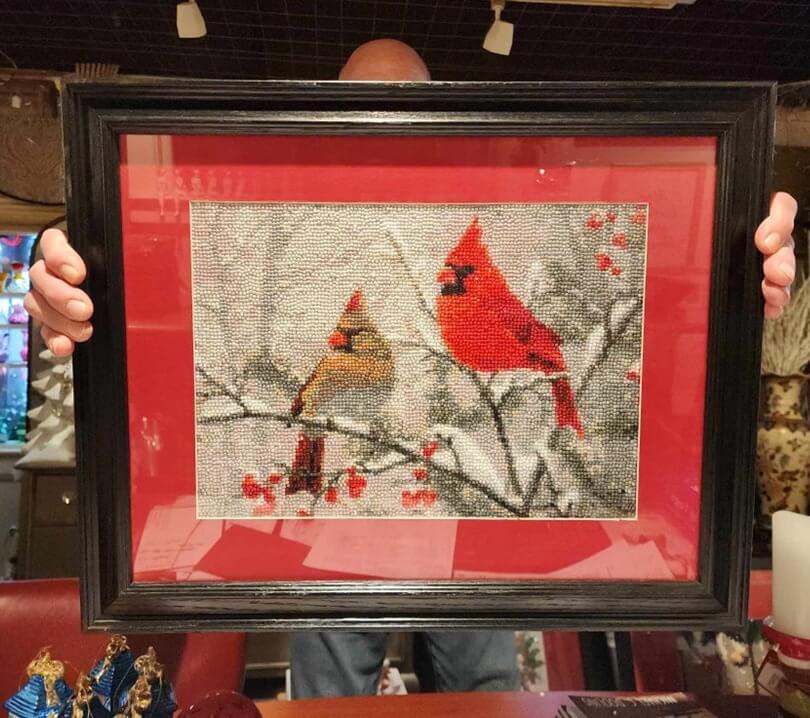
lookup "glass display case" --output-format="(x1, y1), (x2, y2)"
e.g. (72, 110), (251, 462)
(0, 233), (35, 450)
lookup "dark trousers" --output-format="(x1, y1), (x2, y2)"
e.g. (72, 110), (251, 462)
(290, 631), (520, 698)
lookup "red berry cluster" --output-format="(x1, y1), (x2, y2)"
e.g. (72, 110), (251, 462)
(318, 467), (368, 507)
(241, 473), (278, 508)
(401, 489), (438, 508)
(586, 213), (604, 230)
(594, 253), (622, 276)
(630, 208), (647, 225)
(589, 209), (632, 278)
(346, 465), (367, 499)
(400, 443), (442, 509)
(611, 233), (628, 250)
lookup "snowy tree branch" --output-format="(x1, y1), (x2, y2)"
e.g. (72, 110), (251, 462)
(197, 366), (529, 517)
(396, 339), (522, 498)
(196, 365), (249, 413)
(522, 453), (551, 512)
(496, 372), (569, 411)
(576, 295), (642, 398)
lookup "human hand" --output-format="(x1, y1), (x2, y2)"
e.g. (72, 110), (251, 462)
(756, 191), (798, 319)
(24, 229), (93, 357)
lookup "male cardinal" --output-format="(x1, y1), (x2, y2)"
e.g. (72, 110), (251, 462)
(287, 289), (395, 494)
(436, 217), (584, 438)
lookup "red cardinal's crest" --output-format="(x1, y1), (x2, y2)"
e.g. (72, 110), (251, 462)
(445, 216), (492, 269)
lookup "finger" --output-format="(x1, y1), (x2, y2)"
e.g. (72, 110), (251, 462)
(40, 228), (87, 285)
(24, 289), (93, 343)
(29, 260), (94, 322)
(755, 192), (798, 255)
(771, 191), (799, 222)
(40, 325), (75, 357)
(763, 245), (796, 287)
(762, 279), (791, 310)
(764, 304), (783, 320)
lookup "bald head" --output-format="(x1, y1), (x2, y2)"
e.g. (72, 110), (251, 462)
(339, 39), (431, 81)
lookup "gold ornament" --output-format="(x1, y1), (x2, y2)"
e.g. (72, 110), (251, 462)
(112, 646), (167, 718)
(26, 651), (65, 707)
(134, 647), (163, 682)
(98, 635), (130, 677)
(72, 674), (94, 718)
(127, 676), (153, 717)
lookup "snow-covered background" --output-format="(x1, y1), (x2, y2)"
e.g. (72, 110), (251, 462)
(191, 202), (646, 519)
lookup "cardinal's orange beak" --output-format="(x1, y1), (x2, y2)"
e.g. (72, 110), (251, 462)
(328, 330), (349, 350)
(437, 267), (456, 286)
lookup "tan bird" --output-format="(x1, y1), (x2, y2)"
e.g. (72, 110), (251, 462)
(287, 290), (395, 494)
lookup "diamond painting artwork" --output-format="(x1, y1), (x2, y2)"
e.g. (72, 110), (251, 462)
(191, 202), (647, 520)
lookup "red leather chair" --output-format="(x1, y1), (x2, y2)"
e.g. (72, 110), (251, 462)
(0, 578), (246, 709)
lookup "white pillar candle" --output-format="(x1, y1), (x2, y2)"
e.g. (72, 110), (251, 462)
(772, 510), (810, 640)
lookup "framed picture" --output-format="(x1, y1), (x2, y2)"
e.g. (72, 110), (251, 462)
(64, 81), (773, 631)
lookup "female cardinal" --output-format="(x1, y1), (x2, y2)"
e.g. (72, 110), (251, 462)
(287, 289), (395, 494)
(436, 217), (584, 438)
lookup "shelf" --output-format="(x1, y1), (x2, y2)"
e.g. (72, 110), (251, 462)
(0, 442), (23, 456)
(0, 292), (27, 297)
(0, 362), (27, 368)
(0, 324), (28, 329)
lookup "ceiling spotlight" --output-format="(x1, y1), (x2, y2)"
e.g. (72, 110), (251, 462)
(177, 0), (207, 39)
(483, 0), (514, 56)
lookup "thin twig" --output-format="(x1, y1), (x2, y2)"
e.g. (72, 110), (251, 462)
(195, 298), (223, 317)
(469, 371), (522, 497)
(309, 456), (415, 512)
(445, 437), (463, 473)
(576, 296), (641, 398)
(196, 365), (249, 412)
(522, 453), (550, 512)
(384, 229), (437, 321)
(497, 372), (569, 410)
(308, 469), (343, 512)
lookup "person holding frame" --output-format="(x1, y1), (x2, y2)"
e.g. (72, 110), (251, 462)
(28, 39), (798, 698)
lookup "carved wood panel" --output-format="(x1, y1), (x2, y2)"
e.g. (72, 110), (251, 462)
(0, 78), (63, 204)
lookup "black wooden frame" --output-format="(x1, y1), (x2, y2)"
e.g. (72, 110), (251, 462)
(63, 80), (773, 632)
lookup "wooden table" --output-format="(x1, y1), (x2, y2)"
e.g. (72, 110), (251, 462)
(256, 692), (779, 718)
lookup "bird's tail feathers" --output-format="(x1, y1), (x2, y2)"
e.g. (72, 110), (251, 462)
(287, 433), (324, 494)
(551, 378), (585, 439)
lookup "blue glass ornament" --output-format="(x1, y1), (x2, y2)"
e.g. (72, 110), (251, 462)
(5, 673), (72, 718)
(89, 636), (136, 712)
(90, 653), (136, 713)
(144, 679), (176, 718)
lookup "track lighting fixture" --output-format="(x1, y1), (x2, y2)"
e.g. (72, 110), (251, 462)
(483, 0), (514, 56)
(177, 0), (207, 39)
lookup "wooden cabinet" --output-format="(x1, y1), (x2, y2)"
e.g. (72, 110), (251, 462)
(17, 469), (80, 578)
